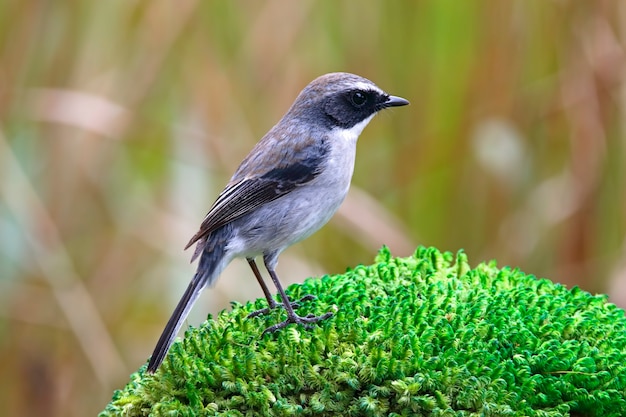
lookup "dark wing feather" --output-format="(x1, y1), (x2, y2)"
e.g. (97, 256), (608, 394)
(185, 137), (329, 252)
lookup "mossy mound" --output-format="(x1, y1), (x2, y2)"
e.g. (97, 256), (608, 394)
(101, 247), (626, 417)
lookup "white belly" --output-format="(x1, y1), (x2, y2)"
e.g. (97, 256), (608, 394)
(227, 121), (367, 258)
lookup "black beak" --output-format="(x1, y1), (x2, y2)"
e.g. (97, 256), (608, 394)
(384, 95), (410, 108)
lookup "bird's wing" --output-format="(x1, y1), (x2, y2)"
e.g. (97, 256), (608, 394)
(185, 137), (329, 254)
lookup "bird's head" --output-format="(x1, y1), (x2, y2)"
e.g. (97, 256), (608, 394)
(286, 72), (409, 130)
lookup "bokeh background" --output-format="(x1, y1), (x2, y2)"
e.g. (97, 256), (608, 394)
(1, 1), (625, 415)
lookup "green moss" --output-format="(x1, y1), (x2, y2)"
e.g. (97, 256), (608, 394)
(101, 247), (626, 417)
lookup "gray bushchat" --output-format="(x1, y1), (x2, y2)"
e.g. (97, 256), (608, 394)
(147, 72), (409, 372)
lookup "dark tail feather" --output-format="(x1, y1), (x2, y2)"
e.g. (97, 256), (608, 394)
(146, 229), (229, 373)
(146, 273), (205, 373)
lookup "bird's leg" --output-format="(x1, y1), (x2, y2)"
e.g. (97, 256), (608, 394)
(260, 262), (333, 335)
(246, 258), (315, 318)
(247, 258), (278, 309)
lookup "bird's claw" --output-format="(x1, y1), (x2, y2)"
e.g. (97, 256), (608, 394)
(261, 311), (333, 336)
(247, 294), (316, 318)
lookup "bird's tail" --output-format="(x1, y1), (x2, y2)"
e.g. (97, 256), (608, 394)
(146, 272), (205, 373)
(146, 229), (230, 373)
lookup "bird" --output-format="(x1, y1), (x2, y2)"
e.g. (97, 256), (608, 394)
(146, 72), (409, 373)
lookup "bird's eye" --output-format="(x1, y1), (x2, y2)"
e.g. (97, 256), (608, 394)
(350, 91), (367, 107)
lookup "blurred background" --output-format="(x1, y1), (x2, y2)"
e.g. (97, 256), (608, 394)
(1, 1), (625, 415)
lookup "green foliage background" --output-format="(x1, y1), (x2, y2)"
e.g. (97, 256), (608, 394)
(0, 1), (625, 416)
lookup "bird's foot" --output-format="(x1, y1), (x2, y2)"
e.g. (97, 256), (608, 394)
(247, 294), (316, 318)
(261, 310), (333, 336)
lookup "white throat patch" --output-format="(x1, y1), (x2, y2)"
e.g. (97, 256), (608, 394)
(334, 114), (376, 143)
